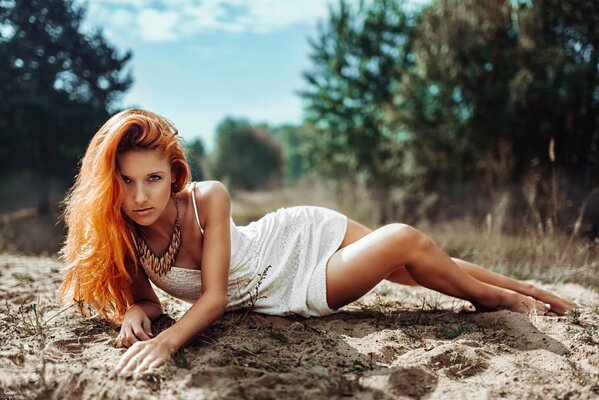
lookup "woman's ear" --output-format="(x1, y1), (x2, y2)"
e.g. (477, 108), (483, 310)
(171, 171), (178, 191)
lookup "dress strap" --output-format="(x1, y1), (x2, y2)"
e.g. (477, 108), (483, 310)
(190, 182), (203, 232)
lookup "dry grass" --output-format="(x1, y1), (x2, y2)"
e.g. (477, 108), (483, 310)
(233, 180), (599, 290)
(0, 210), (65, 256)
(1, 179), (597, 291)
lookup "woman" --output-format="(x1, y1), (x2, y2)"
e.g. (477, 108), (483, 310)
(58, 109), (574, 374)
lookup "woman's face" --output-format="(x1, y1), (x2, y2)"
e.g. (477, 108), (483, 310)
(117, 149), (174, 226)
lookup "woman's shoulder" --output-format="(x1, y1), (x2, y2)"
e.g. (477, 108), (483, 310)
(187, 181), (231, 213)
(190, 181), (229, 200)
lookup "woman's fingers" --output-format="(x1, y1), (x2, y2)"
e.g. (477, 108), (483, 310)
(142, 317), (154, 338)
(115, 327), (135, 348)
(117, 342), (145, 372)
(133, 354), (162, 374)
(115, 322), (153, 349)
(148, 358), (163, 371)
(123, 332), (141, 347)
(132, 325), (152, 341)
(116, 338), (171, 375)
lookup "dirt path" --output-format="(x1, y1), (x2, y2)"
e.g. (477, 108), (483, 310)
(1, 253), (598, 399)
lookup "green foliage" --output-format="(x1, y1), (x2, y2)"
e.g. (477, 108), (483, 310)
(301, 0), (415, 221)
(399, 0), (599, 190)
(186, 137), (206, 181)
(210, 117), (284, 190)
(393, 0), (599, 232)
(0, 0), (132, 214)
(270, 124), (312, 182)
(302, 0), (599, 231)
(436, 323), (478, 339)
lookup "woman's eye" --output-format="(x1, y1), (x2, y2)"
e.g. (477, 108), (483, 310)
(149, 175), (161, 182)
(122, 177), (131, 184)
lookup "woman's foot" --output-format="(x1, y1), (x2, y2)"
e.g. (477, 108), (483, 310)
(499, 291), (551, 315)
(472, 291), (550, 315)
(529, 286), (576, 316)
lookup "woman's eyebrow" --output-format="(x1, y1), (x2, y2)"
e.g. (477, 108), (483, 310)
(120, 171), (166, 177)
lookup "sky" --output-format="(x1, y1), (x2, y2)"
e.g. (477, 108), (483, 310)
(80, 0), (427, 151)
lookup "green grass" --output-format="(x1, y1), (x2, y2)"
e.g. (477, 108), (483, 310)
(436, 323), (479, 339)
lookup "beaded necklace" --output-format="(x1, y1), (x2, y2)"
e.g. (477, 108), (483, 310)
(134, 198), (181, 276)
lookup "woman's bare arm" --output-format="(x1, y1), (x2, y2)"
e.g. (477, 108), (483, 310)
(115, 266), (163, 348)
(157, 181), (230, 353)
(117, 181), (231, 371)
(129, 267), (163, 321)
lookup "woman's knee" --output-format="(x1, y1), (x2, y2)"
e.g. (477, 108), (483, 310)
(381, 223), (434, 257)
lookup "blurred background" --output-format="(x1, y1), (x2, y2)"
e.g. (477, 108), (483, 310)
(0, 0), (597, 285)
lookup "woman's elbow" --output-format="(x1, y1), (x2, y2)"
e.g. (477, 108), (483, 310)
(217, 294), (228, 312)
(206, 293), (227, 312)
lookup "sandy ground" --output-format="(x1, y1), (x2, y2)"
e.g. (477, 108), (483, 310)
(1, 253), (598, 400)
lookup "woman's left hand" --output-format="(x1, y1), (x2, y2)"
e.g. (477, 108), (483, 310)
(116, 336), (174, 374)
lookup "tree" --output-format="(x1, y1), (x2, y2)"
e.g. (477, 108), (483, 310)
(396, 1), (520, 188)
(396, 0), (599, 230)
(0, 0), (132, 214)
(301, 0), (415, 222)
(186, 137), (206, 181)
(270, 124), (312, 182)
(302, 0), (599, 232)
(210, 117), (284, 190)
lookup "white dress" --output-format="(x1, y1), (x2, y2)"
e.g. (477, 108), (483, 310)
(140, 182), (348, 317)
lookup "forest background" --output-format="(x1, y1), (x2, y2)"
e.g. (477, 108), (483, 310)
(0, 0), (598, 286)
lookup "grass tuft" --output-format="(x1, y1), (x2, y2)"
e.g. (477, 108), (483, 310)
(436, 323), (478, 339)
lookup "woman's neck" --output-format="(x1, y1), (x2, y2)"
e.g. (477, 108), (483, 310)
(139, 196), (178, 240)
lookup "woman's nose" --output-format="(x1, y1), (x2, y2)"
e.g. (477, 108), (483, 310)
(134, 185), (149, 204)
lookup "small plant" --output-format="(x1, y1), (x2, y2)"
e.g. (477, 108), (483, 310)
(12, 272), (34, 283)
(566, 325), (577, 334)
(436, 323), (477, 339)
(173, 348), (190, 369)
(401, 325), (423, 342)
(265, 327), (289, 344)
(585, 326), (596, 336)
(345, 360), (368, 373)
(566, 308), (582, 325)
(245, 265), (272, 311)
(232, 345), (265, 357)
(419, 294), (444, 312)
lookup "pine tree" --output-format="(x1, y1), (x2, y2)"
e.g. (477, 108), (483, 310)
(0, 0), (132, 214)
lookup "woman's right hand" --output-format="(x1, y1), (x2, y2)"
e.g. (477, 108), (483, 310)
(115, 305), (154, 348)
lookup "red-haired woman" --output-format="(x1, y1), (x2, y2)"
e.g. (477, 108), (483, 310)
(58, 109), (574, 374)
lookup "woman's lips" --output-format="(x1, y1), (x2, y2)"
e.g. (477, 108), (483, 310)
(134, 207), (153, 216)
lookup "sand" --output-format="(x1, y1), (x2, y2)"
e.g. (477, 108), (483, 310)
(1, 253), (598, 399)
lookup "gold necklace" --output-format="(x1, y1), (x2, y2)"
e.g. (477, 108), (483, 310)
(134, 198), (182, 277)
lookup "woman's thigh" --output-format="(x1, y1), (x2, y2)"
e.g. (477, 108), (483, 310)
(326, 220), (408, 309)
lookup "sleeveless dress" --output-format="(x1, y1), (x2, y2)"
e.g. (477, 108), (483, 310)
(140, 182), (348, 317)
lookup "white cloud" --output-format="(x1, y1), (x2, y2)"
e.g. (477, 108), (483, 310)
(138, 9), (180, 42)
(83, 0), (337, 43)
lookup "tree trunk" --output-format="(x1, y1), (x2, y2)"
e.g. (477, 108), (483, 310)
(37, 173), (51, 216)
(376, 184), (392, 225)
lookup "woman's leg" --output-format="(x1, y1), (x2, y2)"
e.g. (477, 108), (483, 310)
(447, 258), (574, 314)
(326, 220), (552, 314)
(386, 259), (574, 314)
(339, 220), (534, 292)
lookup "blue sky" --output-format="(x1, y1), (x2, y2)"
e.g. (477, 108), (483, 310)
(81, 0), (427, 151)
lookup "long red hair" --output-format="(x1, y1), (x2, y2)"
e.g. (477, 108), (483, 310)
(58, 109), (191, 324)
